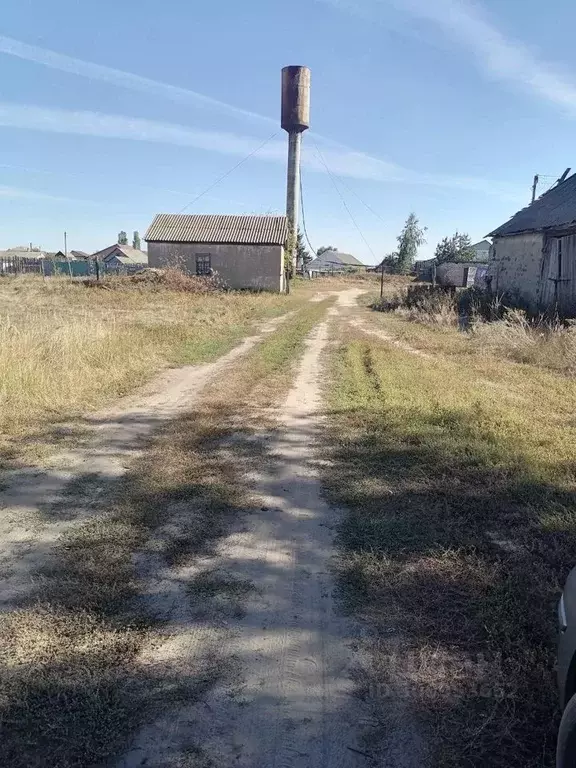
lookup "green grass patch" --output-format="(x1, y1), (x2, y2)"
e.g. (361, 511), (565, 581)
(324, 329), (576, 767)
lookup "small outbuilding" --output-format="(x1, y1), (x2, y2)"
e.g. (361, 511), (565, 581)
(436, 262), (488, 288)
(145, 214), (288, 292)
(488, 173), (576, 313)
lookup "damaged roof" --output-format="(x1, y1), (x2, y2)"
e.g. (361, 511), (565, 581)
(145, 214), (288, 246)
(489, 173), (576, 237)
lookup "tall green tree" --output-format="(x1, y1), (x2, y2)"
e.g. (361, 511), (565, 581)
(396, 213), (426, 274)
(434, 231), (476, 264)
(296, 229), (311, 269)
(133, 230), (141, 250)
(453, 232), (476, 262)
(316, 245), (336, 256)
(117, 230), (128, 245)
(434, 236), (457, 264)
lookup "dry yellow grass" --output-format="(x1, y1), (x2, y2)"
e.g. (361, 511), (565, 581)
(370, 284), (576, 374)
(324, 316), (576, 767)
(0, 275), (300, 466)
(0, 297), (334, 768)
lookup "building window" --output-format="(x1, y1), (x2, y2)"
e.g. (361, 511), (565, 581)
(195, 253), (211, 276)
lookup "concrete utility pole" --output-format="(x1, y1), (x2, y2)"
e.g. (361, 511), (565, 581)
(281, 66), (311, 278)
(531, 174), (539, 204)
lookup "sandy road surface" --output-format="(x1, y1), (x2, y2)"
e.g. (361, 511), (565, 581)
(0, 312), (291, 609)
(119, 290), (370, 767)
(3, 288), (410, 767)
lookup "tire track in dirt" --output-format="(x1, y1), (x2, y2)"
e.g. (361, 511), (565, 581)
(348, 317), (433, 358)
(0, 311), (294, 609)
(119, 290), (370, 767)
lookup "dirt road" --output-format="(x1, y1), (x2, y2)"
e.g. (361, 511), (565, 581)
(3, 288), (416, 768)
(119, 290), (368, 767)
(0, 312), (291, 609)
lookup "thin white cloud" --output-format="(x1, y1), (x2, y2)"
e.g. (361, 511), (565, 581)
(320, 0), (576, 114)
(0, 101), (521, 199)
(0, 33), (381, 155)
(0, 185), (88, 203)
(0, 34), (525, 199)
(0, 34), (276, 129)
(0, 101), (383, 181)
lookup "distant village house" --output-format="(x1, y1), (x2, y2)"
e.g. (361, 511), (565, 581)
(470, 239), (492, 262)
(307, 249), (365, 276)
(92, 244), (148, 268)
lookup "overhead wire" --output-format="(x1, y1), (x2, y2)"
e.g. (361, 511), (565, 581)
(329, 172), (387, 226)
(311, 139), (379, 263)
(178, 131), (279, 214)
(299, 170), (317, 257)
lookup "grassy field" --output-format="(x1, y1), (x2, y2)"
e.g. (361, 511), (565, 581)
(0, 275), (304, 468)
(371, 279), (576, 376)
(323, 311), (576, 767)
(0, 297), (334, 768)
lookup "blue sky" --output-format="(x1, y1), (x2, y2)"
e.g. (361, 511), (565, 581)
(1, 0), (576, 262)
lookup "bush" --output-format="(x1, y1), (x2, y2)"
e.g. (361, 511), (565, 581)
(83, 268), (227, 293)
(373, 284), (458, 326)
(128, 268), (226, 292)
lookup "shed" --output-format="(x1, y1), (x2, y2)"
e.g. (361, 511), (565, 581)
(145, 214), (288, 291)
(488, 173), (576, 313)
(436, 262), (489, 288)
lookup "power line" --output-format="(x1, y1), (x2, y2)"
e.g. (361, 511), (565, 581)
(178, 132), (279, 214)
(312, 139), (378, 263)
(330, 173), (387, 226)
(299, 170), (316, 257)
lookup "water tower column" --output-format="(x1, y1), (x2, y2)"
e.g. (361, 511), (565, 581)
(281, 66), (311, 278)
(286, 131), (302, 274)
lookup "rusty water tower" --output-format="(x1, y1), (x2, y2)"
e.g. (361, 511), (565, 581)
(281, 65), (311, 275)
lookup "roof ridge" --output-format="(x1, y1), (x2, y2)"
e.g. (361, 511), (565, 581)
(488, 171), (576, 237)
(144, 213), (289, 246)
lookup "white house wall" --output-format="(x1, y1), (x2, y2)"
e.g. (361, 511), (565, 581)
(147, 242), (285, 292)
(488, 232), (545, 308)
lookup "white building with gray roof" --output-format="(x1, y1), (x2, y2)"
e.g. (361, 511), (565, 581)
(145, 213), (288, 292)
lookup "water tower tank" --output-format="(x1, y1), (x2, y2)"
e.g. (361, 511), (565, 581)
(281, 66), (311, 133)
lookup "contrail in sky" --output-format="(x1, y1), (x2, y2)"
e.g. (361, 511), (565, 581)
(0, 34), (522, 199)
(319, 0), (576, 115)
(0, 34), (276, 128)
(0, 101), (521, 199)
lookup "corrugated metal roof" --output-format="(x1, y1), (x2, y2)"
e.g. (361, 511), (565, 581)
(145, 214), (288, 245)
(91, 244), (149, 264)
(308, 249), (364, 269)
(489, 174), (576, 237)
(322, 249), (364, 267)
(308, 250), (365, 270)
